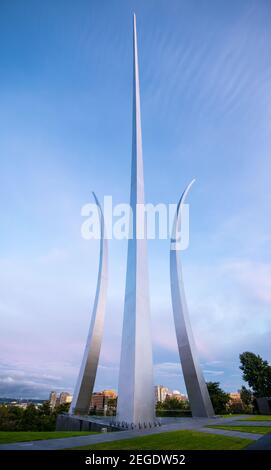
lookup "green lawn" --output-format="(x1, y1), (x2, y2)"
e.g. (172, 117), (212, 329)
(207, 425), (271, 435)
(219, 414), (245, 418)
(0, 431), (98, 445)
(67, 430), (252, 450)
(241, 415), (271, 422)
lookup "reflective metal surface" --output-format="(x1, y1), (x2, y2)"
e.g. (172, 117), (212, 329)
(117, 14), (155, 425)
(170, 181), (215, 417)
(70, 192), (108, 415)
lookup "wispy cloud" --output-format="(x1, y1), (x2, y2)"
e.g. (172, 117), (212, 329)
(203, 370), (224, 376)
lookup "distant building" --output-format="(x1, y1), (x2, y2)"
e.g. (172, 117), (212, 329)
(49, 391), (72, 408)
(102, 389), (117, 399)
(49, 391), (58, 409)
(155, 385), (169, 403)
(59, 392), (72, 405)
(91, 393), (105, 411)
(229, 392), (244, 412)
(171, 390), (188, 401)
(229, 392), (242, 404)
(154, 386), (188, 404)
(90, 390), (117, 413)
(14, 402), (30, 409)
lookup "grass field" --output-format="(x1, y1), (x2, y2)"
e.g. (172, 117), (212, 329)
(0, 431), (98, 445)
(240, 415), (271, 422)
(67, 430), (252, 450)
(207, 425), (271, 435)
(219, 414), (245, 418)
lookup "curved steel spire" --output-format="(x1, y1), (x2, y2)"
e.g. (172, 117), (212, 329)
(70, 192), (108, 415)
(170, 181), (215, 417)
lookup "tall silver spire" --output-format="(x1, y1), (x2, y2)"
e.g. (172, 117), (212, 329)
(170, 181), (215, 417)
(70, 192), (108, 415)
(116, 14), (155, 425)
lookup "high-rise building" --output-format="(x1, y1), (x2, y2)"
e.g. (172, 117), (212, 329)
(59, 392), (72, 405)
(155, 385), (169, 403)
(49, 391), (58, 409)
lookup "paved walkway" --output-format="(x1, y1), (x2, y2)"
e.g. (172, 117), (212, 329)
(0, 415), (264, 450)
(229, 420), (271, 426)
(246, 432), (271, 450)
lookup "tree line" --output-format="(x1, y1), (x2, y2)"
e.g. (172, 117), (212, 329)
(157, 351), (271, 415)
(0, 401), (69, 431)
(1, 351), (270, 430)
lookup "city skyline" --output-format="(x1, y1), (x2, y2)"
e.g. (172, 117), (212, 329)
(1, 383), (244, 402)
(1, 0), (271, 399)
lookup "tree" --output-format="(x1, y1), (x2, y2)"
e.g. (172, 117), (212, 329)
(0, 401), (70, 432)
(206, 382), (230, 414)
(239, 386), (254, 413)
(53, 403), (70, 415)
(20, 403), (40, 431)
(0, 405), (24, 431)
(107, 398), (117, 408)
(240, 386), (253, 406)
(156, 397), (190, 417)
(239, 352), (271, 397)
(107, 398), (117, 415)
(158, 397), (189, 411)
(39, 401), (52, 416)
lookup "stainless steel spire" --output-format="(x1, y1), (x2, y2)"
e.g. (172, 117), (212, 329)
(70, 192), (108, 415)
(116, 14), (155, 425)
(170, 181), (215, 417)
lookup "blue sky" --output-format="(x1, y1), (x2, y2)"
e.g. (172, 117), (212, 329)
(0, 0), (271, 398)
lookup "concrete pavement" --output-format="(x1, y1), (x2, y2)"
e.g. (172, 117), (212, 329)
(245, 432), (271, 450)
(0, 415), (264, 450)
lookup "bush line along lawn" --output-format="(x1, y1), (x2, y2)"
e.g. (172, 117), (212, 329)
(207, 425), (271, 435)
(0, 431), (98, 445)
(67, 430), (252, 450)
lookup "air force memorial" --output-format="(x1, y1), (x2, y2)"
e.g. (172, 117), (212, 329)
(58, 14), (214, 431)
